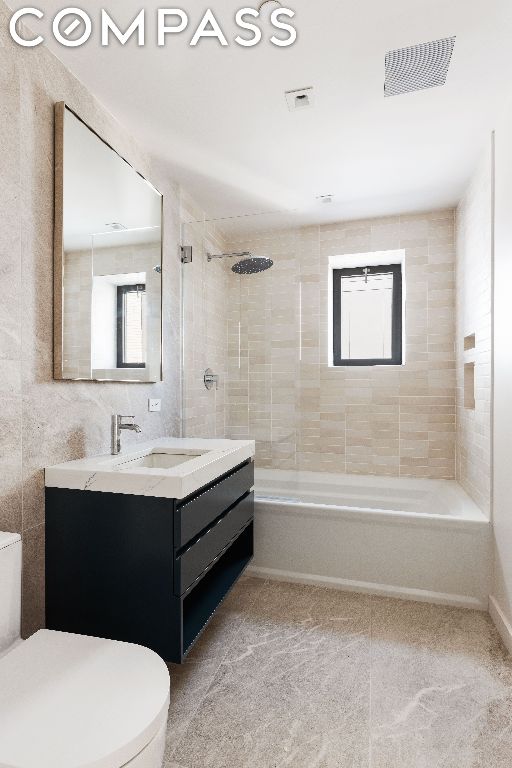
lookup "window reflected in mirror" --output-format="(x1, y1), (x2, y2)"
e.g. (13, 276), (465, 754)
(117, 283), (146, 368)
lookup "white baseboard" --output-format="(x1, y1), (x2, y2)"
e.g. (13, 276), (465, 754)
(247, 566), (487, 611)
(489, 595), (512, 654)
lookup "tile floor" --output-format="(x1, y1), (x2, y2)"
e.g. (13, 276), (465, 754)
(164, 578), (512, 768)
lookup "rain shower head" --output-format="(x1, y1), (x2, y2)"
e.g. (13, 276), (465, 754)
(232, 256), (273, 274)
(207, 251), (273, 274)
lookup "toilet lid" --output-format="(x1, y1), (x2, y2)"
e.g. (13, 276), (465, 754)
(0, 630), (170, 768)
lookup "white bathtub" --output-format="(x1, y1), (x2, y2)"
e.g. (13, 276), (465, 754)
(249, 469), (491, 610)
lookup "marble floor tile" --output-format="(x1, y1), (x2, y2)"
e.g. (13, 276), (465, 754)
(163, 763), (191, 768)
(172, 581), (371, 768)
(164, 585), (258, 763)
(164, 580), (512, 768)
(241, 578), (372, 625)
(165, 657), (221, 764)
(370, 597), (512, 768)
(217, 575), (268, 619)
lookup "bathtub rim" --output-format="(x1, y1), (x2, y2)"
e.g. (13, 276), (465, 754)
(254, 468), (488, 529)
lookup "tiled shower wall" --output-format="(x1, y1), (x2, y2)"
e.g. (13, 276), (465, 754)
(224, 211), (457, 477)
(455, 145), (493, 516)
(180, 196), (230, 439)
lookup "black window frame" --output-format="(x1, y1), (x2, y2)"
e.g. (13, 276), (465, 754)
(116, 284), (146, 369)
(332, 264), (403, 367)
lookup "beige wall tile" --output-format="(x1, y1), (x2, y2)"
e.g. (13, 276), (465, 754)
(21, 522), (45, 638)
(455, 144), (493, 516)
(223, 210), (456, 479)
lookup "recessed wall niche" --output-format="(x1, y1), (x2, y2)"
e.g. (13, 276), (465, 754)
(464, 362), (476, 409)
(464, 333), (476, 351)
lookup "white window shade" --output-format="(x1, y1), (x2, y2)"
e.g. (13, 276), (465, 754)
(340, 272), (394, 360)
(331, 262), (403, 366)
(123, 289), (146, 365)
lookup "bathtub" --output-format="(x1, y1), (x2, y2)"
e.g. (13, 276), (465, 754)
(249, 469), (491, 610)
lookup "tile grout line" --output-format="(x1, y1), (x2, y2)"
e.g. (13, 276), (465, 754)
(19, 520), (44, 535)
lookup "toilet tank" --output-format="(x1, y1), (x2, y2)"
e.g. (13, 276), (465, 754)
(0, 533), (22, 655)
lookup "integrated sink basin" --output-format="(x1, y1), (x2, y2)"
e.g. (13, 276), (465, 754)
(45, 438), (255, 500)
(115, 450), (209, 471)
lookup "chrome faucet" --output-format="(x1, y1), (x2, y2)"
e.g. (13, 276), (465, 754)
(111, 415), (142, 455)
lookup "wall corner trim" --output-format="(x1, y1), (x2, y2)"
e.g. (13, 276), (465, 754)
(489, 594), (512, 655)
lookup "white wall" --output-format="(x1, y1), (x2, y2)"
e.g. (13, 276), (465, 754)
(491, 111), (512, 647)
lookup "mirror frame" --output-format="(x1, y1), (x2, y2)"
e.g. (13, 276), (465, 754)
(53, 102), (164, 382)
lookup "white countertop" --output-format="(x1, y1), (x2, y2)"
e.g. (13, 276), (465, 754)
(44, 438), (255, 500)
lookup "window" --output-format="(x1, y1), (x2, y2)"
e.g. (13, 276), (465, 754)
(117, 284), (146, 368)
(332, 264), (402, 366)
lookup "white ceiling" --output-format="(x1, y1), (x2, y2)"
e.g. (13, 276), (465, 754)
(20, 0), (512, 234)
(63, 108), (161, 250)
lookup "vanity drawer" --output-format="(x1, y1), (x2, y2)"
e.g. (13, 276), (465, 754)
(174, 492), (254, 596)
(174, 460), (254, 547)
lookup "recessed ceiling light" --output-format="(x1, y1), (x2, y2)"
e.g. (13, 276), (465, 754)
(316, 194), (333, 204)
(285, 87), (314, 111)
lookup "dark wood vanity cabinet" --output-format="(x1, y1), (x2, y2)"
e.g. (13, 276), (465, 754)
(45, 460), (254, 663)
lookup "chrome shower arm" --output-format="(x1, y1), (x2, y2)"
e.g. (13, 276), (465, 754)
(206, 251), (273, 274)
(206, 251), (250, 262)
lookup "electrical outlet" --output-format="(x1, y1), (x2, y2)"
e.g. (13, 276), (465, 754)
(148, 399), (161, 412)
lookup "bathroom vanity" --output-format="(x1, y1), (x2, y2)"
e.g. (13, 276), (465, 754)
(45, 439), (255, 663)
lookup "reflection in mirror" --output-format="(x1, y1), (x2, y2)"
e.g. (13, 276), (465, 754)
(54, 103), (163, 382)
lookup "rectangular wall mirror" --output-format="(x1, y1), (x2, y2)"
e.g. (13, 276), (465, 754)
(54, 103), (163, 382)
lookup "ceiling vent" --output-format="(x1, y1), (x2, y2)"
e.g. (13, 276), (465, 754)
(384, 36), (456, 97)
(285, 87), (314, 111)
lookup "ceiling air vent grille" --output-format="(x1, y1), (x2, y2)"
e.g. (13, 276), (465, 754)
(385, 36), (456, 97)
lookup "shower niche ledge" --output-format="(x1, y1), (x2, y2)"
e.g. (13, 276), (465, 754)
(45, 438), (255, 663)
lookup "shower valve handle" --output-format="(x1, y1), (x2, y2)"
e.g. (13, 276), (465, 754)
(204, 369), (219, 391)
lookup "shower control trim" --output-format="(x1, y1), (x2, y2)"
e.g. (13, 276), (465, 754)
(204, 369), (219, 391)
(180, 245), (193, 264)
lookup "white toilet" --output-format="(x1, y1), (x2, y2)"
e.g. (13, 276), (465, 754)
(0, 531), (170, 768)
